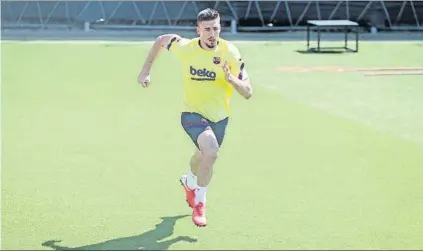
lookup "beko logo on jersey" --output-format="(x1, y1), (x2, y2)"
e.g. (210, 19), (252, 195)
(190, 66), (216, 81)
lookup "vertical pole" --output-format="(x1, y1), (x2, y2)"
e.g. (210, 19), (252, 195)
(317, 27), (321, 52)
(84, 21), (90, 32)
(307, 23), (310, 50)
(345, 26), (348, 50)
(356, 26), (359, 52)
(231, 19), (237, 34)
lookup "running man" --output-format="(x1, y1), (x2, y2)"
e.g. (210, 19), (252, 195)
(137, 8), (252, 227)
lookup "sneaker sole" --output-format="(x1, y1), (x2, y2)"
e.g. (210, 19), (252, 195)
(179, 179), (193, 208)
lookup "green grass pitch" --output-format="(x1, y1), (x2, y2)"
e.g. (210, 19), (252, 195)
(2, 40), (423, 250)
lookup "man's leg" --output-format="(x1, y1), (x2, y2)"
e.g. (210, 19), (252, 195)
(192, 117), (229, 227)
(180, 113), (208, 208)
(193, 117), (229, 204)
(185, 150), (201, 190)
(180, 149), (201, 208)
(195, 128), (219, 200)
(190, 150), (202, 174)
(190, 128), (219, 227)
(180, 113), (229, 227)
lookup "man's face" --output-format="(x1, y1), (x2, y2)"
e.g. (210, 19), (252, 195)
(197, 18), (221, 49)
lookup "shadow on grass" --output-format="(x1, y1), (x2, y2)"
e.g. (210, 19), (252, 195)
(42, 214), (196, 250)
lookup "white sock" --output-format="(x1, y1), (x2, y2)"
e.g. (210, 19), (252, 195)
(186, 171), (197, 190)
(195, 186), (207, 205)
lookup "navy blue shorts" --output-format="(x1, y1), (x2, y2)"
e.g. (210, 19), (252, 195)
(181, 112), (229, 149)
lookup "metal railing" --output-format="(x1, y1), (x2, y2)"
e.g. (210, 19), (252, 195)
(1, 1), (422, 32)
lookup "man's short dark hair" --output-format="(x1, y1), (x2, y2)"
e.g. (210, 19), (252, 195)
(197, 8), (220, 23)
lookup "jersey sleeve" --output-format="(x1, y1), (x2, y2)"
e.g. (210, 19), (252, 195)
(227, 43), (249, 81)
(166, 36), (190, 58)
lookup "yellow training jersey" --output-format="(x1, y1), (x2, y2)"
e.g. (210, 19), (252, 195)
(167, 37), (248, 123)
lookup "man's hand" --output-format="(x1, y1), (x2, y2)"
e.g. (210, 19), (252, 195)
(222, 62), (236, 84)
(138, 71), (151, 88)
(222, 61), (252, 99)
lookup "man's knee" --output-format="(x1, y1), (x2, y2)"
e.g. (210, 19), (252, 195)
(197, 129), (219, 160)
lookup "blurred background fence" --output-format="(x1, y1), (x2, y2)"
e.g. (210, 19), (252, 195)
(1, 1), (422, 32)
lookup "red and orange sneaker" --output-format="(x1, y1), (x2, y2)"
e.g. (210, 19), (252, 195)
(192, 202), (207, 227)
(180, 175), (195, 208)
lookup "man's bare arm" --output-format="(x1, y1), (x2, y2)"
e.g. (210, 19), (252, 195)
(229, 78), (253, 99)
(222, 62), (253, 99)
(140, 34), (181, 74)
